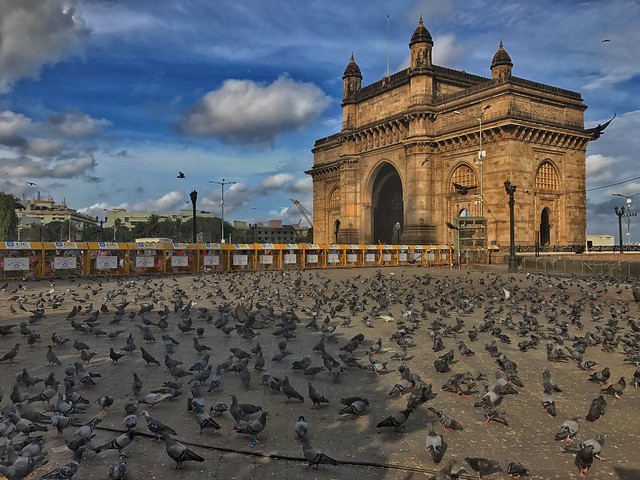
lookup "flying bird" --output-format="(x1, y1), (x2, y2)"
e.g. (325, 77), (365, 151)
(27, 181), (37, 186)
(452, 182), (478, 195)
(177, 171), (185, 178)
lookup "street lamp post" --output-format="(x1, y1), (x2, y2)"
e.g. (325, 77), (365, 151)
(189, 190), (198, 244)
(454, 105), (491, 217)
(210, 178), (236, 243)
(613, 192), (640, 245)
(394, 221), (402, 244)
(504, 179), (517, 272)
(614, 206), (625, 253)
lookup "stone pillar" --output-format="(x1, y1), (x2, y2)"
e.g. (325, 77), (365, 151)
(402, 144), (437, 243)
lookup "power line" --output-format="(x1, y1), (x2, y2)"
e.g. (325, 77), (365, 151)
(586, 175), (640, 192)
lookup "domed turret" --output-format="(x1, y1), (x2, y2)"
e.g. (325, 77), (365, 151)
(491, 41), (513, 80)
(343, 54), (362, 98)
(409, 17), (433, 70)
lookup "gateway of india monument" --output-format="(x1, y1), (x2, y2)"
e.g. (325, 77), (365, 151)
(307, 18), (605, 259)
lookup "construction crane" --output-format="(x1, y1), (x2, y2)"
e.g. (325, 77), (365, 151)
(290, 199), (313, 228)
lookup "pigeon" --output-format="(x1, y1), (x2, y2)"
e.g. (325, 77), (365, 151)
(193, 403), (221, 434)
(575, 444), (595, 478)
(46, 345), (62, 366)
(426, 422), (444, 463)
(428, 407), (463, 432)
(301, 436), (338, 469)
(376, 406), (413, 432)
(554, 417), (580, 442)
(95, 431), (136, 456)
(295, 415), (308, 440)
(132, 373), (143, 397)
(109, 348), (125, 364)
(98, 395), (114, 413)
(281, 376), (304, 403)
(600, 376), (625, 399)
(0, 343), (20, 362)
(588, 367), (610, 387)
(339, 396), (369, 416)
(163, 434), (204, 469)
(585, 395), (606, 422)
(138, 392), (172, 408)
(482, 403), (509, 426)
(506, 461), (529, 478)
(465, 457), (502, 479)
(235, 411), (268, 442)
(542, 385), (556, 417)
(308, 383), (329, 408)
(108, 460), (127, 480)
(38, 459), (80, 479)
(51, 414), (74, 436)
(140, 347), (160, 366)
(142, 411), (177, 439)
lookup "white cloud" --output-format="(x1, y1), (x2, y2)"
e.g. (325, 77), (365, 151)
(180, 76), (331, 144)
(2, 155), (97, 179)
(0, 0), (88, 92)
(432, 34), (466, 67)
(45, 112), (111, 137)
(127, 191), (186, 212)
(258, 173), (294, 191)
(586, 154), (617, 183)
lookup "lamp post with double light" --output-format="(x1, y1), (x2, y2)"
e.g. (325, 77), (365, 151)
(504, 179), (517, 272)
(209, 179), (236, 243)
(612, 192), (640, 246)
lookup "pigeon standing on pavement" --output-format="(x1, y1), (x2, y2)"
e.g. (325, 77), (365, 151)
(554, 417), (580, 442)
(162, 434), (205, 469)
(376, 408), (413, 432)
(465, 457), (502, 478)
(585, 395), (607, 422)
(301, 436), (338, 469)
(235, 411), (268, 442)
(426, 422), (444, 463)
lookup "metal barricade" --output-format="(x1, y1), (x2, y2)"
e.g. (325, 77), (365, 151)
(380, 246), (397, 266)
(302, 244), (325, 269)
(397, 245), (411, 266)
(345, 245), (364, 268)
(0, 242), (42, 279)
(364, 245), (381, 267)
(282, 244), (304, 270)
(325, 244), (345, 268)
(228, 244), (252, 272)
(87, 242), (128, 276)
(255, 244), (280, 271)
(128, 242), (166, 275)
(408, 246), (427, 266)
(165, 243), (198, 274)
(42, 242), (86, 278)
(199, 243), (224, 273)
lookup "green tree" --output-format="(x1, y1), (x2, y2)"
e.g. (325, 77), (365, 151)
(0, 193), (23, 241)
(143, 214), (160, 237)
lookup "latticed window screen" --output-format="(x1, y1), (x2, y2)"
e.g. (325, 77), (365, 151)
(329, 188), (341, 209)
(535, 161), (559, 190)
(450, 164), (478, 192)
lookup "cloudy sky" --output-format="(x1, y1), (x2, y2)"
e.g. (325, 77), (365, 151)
(1, 0), (639, 243)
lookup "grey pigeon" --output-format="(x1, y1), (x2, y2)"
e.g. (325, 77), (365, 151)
(295, 415), (308, 440)
(38, 459), (80, 479)
(465, 457), (502, 478)
(542, 385), (556, 417)
(428, 407), (463, 432)
(301, 436), (338, 469)
(162, 434), (205, 469)
(142, 410), (177, 439)
(308, 383), (329, 408)
(554, 416), (579, 442)
(193, 403), (221, 434)
(108, 460), (127, 480)
(235, 411), (268, 442)
(426, 422), (444, 463)
(338, 396), (369, 416)
(428, 459), (456, 480)
(281, 376), (304, 403)
(376, 408), (413, 432)
(95, 431), (136, 456)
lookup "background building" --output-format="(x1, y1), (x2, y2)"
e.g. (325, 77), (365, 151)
(308, 19), (598, 256)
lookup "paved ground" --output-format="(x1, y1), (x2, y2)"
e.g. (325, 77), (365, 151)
(0, 264), (638, 480)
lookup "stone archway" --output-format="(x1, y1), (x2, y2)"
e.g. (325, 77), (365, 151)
(540, 207), (551, 246)
(372, 163), (403, 243)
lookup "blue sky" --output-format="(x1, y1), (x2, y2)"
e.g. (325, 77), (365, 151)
(1, 0), (640, 242)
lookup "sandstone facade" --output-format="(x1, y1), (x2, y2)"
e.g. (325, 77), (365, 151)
(307, 19), (590, 254)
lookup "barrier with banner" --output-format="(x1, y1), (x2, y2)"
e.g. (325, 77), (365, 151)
(0, 242), (453, 279)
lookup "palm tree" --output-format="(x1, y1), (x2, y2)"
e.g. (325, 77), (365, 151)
(145, 214), (160, 237)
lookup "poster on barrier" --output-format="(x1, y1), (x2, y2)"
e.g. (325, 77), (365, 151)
(346, 254), (357, 263)
(136, 256), (154, 268)
(260, 255), (273, 265)
(283, 254), (296, 264)
(203, 255), (220, 266)
(428, 252), (435, 262)
(365, 253), (376, 263)
(54, 257), (77, 269)
(327, 253), (339, 264)
(3, 257), (29, 271)
(96, 256), (117, 270)
(382, 253), (392, 262)
(398, 253), (408, 262)
(306, 254), (319, 264)
(171, 256), (189, 267)
(441, 252), (447, 260)
(233, 255), (248, 266)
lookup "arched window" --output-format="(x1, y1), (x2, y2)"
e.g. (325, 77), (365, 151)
(535, 161), (559, 190)
(450, 164), (478, 193)
(329, 188), (341, 210)
(459, 209), (471, 217)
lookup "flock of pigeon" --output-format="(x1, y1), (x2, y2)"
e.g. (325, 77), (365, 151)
(0, 268), (638, 480)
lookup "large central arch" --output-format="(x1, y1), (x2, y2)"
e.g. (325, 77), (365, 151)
(372, 163), (403, 243)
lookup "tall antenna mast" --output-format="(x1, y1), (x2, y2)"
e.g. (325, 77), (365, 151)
(386, 15), (390, 77)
